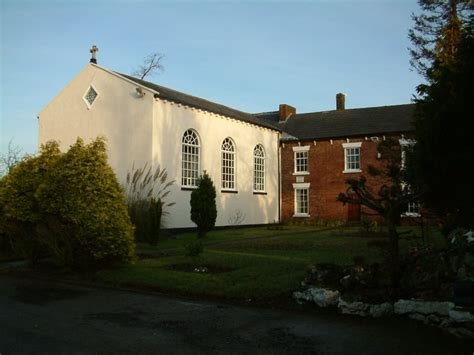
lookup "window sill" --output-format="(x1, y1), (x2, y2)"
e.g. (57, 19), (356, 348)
(342, 169), (362, 174)
(221, 189), (238, 194)
(293, 172), (310, 176)
(401, 213), (421, 218)
(181, 186), (197, 191)
(253, 191), (267, 195)
(293, 213), (310, 218)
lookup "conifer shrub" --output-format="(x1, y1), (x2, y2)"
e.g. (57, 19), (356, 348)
(0, 138), (135, 270)
(190, 172), (217, 238)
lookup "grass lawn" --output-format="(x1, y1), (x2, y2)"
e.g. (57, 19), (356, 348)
(96, 225), (445, 305)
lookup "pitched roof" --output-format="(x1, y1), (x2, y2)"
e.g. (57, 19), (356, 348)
(118, 73), (280, 132)
(255, 104), (415, 141)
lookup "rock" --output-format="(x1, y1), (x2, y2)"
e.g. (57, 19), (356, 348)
(369, 303), (393, 318)
(339, 275), (353, 289)
(439, 318), (455, 329)
(293, 287), (340, 307)
(338, 299), (370, 316)
(409, 313), (427, 323)
(394, 299), (455, 316)
(449, 309), (474, 322)
(465, 230), (474, 243)
(311, 263), (345, 285)
(464, 254), (474, 268)
(426, 314), (441, 325)
(446, 327), (474, 339)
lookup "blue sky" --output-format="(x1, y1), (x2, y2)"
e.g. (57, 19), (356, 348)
(1, 0), (422, 155)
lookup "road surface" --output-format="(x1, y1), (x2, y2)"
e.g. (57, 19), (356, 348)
(0, 275), (471, 354)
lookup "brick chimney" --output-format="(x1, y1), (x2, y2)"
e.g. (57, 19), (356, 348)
(90, 45), (99, 64)
(336, 93), (345, 111)
(279, 104), (296, 122)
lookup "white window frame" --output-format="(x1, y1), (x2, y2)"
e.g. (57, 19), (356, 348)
(293, 182), (310, 217)
(343, 142), (362, 173)
(221, 137), (236, 191)
(181, 129), (200, 188)
(399, 138), (416, 170)
(253, 144), (265, 193)
(83, 84), (99, 109)
(405, 201), (421, 217)
(293, 145), (310, 175)
(399, 138), (421, 217)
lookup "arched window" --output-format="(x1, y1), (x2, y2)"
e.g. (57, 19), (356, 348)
(253, 144), (265, 192)
(221, 137), (235, 190)
(182, 129), (200, 187)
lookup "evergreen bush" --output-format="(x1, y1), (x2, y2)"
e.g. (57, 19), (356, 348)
(190, 172), (217, 238)
(0, 138), (135, 270)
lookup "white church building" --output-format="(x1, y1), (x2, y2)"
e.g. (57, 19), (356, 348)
(38, 60), (281, 229)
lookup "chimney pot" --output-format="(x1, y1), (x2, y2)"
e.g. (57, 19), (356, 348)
(336, 93), (345, 111)
(279, 104), (296, 122)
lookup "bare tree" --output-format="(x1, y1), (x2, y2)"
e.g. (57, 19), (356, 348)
(132, 52), (165, 80)
(338, 138), (422, 288)
(0, 140), (24, 176)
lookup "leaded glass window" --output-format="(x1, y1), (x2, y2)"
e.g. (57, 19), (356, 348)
(84, 86), (98, 106)
(182, 129), (200, 187)
(221, 137), (235, 190)
(253, 145), (265, 192)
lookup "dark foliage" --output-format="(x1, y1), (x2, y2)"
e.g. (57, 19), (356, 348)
(338, 139), (421, 287)
(407, 12), (474, 230)
(190, 172), (217, 238)
(0, 138), (135, 270)
(408, 0), (471, 79)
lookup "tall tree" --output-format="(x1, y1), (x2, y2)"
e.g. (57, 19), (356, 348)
(408, 0), (471, 79)
(408, 24), (474, 229)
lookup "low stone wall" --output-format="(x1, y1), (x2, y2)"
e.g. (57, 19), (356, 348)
(294, 287), (474, 339)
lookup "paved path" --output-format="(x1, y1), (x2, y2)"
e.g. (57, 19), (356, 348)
(0, 275), (472, 354)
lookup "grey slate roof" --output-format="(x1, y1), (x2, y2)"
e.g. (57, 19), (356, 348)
(255, 104), (415, 141)
(119, 74), (280, 132)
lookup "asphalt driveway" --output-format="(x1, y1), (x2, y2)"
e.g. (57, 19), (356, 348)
(0, 275), (471, 354)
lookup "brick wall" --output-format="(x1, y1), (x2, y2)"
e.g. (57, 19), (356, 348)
(280, 134), (405, 223)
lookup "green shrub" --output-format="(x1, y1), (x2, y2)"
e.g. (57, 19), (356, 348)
(190, 172), (217, 238)
(124, 164), (175, 245)
(0, 138), (135, 270)
(185, 240), (204, 258)
(0, 142), (61, 261)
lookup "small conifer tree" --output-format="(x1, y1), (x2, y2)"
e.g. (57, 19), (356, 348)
(190, 172), (217, 238)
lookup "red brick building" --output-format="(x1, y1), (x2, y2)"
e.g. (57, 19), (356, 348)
(255, 94), (418, 223)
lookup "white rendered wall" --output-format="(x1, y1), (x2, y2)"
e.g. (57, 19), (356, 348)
(38, 64), (154, 182)
(38, 64), (280, 229)
(152, 99), (280, 228)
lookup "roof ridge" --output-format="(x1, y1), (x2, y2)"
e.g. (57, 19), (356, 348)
(294, 103), (415, 116)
